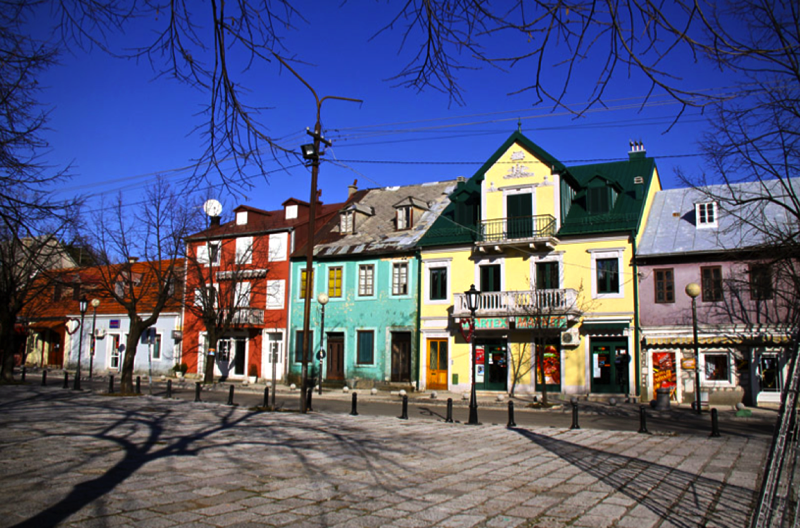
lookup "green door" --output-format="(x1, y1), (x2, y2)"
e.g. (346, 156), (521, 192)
(476, 340), (507, 391)
(590, 340), (627, 394)
(506, 193), (533, 239)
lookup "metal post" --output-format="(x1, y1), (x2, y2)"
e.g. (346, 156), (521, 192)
(570, 400), (580, 430)
(399, 394), (409, 420)
(194, 382), (201, 402)
(691, 295), (702, 415)
(264, 387), (269, 409)
(41, 370), (47, 387)
(21, 366), (25, 382)
(227, 385), (235, 406)
(507, 400), (517, 428)
(108, 375), (114, 394)
(445, 398), (453, 423)
(318, 300), (326, 395)
(63, 371), (68, 389)
(350, 392), (358, 416)
(710, 408), (721, 437)
(136, 376), (141, 394)
(73, 306), (87, 390)
(638, 405), (649, 434)
(89, 302), (98, 380)
(165, 379), (172, 399)
(468, 307), (479, 425)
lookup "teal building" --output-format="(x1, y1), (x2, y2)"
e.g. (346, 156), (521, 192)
(288, 180), (455, 389)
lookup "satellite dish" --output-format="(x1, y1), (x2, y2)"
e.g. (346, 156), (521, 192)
(203, 199), (223, 217)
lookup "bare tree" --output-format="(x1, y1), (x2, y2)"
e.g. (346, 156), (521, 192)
(85, 178), (200, 393)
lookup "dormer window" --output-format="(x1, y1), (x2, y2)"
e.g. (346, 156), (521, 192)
(696, 202), (718, 228)
(396, 206), (412, 230)
(285, 204), (298, 220)
(341, 211), (354, 234)
(587, 187), (610, 214)
(236, 211), (248, 225)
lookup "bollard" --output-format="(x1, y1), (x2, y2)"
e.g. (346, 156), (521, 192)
(306, 386), (313, 411)
(41, 370), (47, 387)
(108, 375), (114, 394)
(63, 371), (69, 389)
(263, 387), (269, 408)
(194, 382), (201, 402)
(570, 400), (580, 430)
(638, 405), (649, 434)
(227, 385), (235, 405)
(710, 408), (721, 438)
(136, 376), (141, 394)
(165, 379), (172, 399)
(350, 392), (359, 416)
(21, 366), (26, 382)
(399, 395), (409, 420)
(445, 398), (453, 423)
(507, 400), (517, 428)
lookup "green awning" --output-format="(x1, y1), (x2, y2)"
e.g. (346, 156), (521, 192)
(581, 322), (629, 334)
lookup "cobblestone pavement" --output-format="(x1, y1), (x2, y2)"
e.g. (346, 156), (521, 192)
(0, 385), (768, 528)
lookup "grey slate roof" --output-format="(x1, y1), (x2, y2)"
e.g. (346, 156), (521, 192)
(307, 180), (457, 258)
(637, 178), (800, 257)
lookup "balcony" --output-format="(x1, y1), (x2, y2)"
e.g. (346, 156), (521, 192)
(453, 289), (580, 319)
(477, 214), (558, 251)
(222, 307), (265, 326)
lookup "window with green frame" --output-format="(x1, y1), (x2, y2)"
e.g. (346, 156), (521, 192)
(596, 258), (619, 294)
(328, 267), (343, 298)
(357, 330), (374, 364)
(536, 261), (559, 290)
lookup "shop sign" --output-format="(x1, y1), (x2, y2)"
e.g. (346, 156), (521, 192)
(475, 345), (485, 383)
(653, 352), (677, 398)
(110, 320), (120, 329)
(475, 318), (508, 330)
(681, 358), (696, 370)
(516, 316), (567, 329)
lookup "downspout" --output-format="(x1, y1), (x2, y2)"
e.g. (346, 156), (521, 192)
(415, 249), (422, 392)
(631, 229), (642, 400)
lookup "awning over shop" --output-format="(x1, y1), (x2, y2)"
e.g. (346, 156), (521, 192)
(27, 319), (66, 330)
(581, 322), (629, 336)
(645, 335), (791, 346)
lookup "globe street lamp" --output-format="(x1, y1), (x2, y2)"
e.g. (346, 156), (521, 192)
(464, 284), (481, 425)
(317, 293), (329, 395)
(89, 298), (100, 379)
(74, 295), (88, 390)
(685, 283), (703, 414)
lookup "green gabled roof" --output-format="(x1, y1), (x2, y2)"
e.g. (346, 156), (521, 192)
(557, 156), (656, 236)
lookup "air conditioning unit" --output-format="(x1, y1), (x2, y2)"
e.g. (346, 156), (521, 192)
(560, 328), (580, 347)
(95, 328), (106, 339)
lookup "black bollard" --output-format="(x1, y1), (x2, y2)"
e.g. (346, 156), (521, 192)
(445, 398), (454, 423)
(507, 400), (517, 428)
(41, 370), (47, 387)
(227, 385), (235, 405)
(263, 387), (269, 408)
(350, 392), (359, 416)
(306, 386), (313, 411)
(108, 375), (114, 394)
(165, 379), (172, 399)
(638, 405), (649, 434)
(136, 376), (141, 394)
(710, 408), (721, 438)
(399, 394), (409, 420)
(194, 382), (201, 402)
(570, 400), (580, 430)
(21, 366), (26, 382)
(63, 371), (69, 389)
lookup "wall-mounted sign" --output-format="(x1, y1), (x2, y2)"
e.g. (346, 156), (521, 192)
(516, 316), (567, 329)
(681, 358), (696, 370)
(475, 318), (508, 330)
(110, 320), (120, 329)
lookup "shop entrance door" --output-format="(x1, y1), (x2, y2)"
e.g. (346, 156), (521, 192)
(590, 340), (627, 393)
(477, 340), (507, 391)
(427, 339), (448, 390)
(759, 354), (783, 394)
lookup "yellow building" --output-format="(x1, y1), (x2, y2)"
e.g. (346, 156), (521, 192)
(417, 131), (660, 400)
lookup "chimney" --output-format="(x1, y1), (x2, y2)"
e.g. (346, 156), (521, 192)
(628, 140), (646, 159)
(210, 216), (221, 227)
(348, 179), (358, 197)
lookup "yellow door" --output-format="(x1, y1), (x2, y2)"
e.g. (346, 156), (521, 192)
(427, 339), (448, 390)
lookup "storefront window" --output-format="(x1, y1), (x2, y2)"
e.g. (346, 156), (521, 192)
(704, 353), (730, 382)
(536, 344), (560, 386)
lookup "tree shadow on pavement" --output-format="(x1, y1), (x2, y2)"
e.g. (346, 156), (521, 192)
(511, 427), (757, 528)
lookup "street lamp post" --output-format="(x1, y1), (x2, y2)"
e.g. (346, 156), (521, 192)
(464, 284), (481, 425)
(89, 299), (100, 379)
(685, 283), (703, 415)
(74, 296), (88, 390)
(317, 293), (329, 396)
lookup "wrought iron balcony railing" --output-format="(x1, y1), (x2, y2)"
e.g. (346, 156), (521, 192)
(453, 289), (579, 318)
(479, 214), (556, 243)
(222, 307), (265, 325)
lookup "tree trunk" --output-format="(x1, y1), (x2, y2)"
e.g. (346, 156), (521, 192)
(0, 325), (15, 382)
(119, 325), (144, 393)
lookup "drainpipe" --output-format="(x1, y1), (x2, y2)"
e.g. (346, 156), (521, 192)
(632, 229), (642, 400)
(414, 249), (422, 391)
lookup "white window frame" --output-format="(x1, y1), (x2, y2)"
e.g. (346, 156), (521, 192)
(285, 204), (298, 220)
(197, 242), (221, 267)
(589, 248), (625, 299)
(391, 261), (410, 297)
(424, 259), (452, 305)
(474, 257), (506, 293)
(235, 236), (253, 265)
(699, 350), (735, 388)
(236, 211), (248, 225)
(396, 207), (412, 230)
(696, 202), (718, 229)
(530, 253), (564, 290)
(268, 232), (288, 262)
(108, 333), (122, 370)
(358, 263), (376, 298)
(341, 211), (354, 233)
(266, 279), (285, 310)
(235, 281), (251, 309)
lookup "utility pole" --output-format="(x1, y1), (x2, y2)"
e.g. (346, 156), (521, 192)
(274, 55), (362, 413)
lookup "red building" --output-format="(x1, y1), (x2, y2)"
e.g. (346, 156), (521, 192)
(182, 194), (346, 381)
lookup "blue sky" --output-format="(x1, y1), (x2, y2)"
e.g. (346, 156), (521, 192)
(35, 3), (733, 218)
